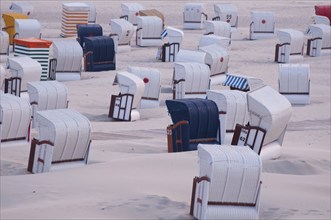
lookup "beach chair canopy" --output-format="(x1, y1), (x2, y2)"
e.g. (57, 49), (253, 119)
(14, 19), (41, 39)
(199, 44), (229, 77)
(247, 85), (292, 145)
(166, 98), (219, 151)
(9, 2), (33, 16)
(136, 16), (163, 46)
(223, 74), (264, 92)
(127, 66), (160, 101)
(205, 20), (231, 38)
(2, 12), (29, 44)
(139, 9), (165, 27)
(52, 40), (83, 73)
(110, 18), (134, 46)
(116, 71), (145, 109)
(76, 23), (103, 47)
(192, 144), (261, 219)
(307, 24), (331, 49)
(84, 36), (115, 71)
(7, 56), (42, 91)
(0, 31), (9, 55)
(0, 93), (31, 142)
(35, 108), (91, 164)
(249, 11), (275, 40)
(173, 62), (210, 99)
(213, 3), (238, 29)
(207, 90), (248, 132)
(121, 3), (144, 25)
(315, 5), (331, 25)
(277, 29), (304, 54)
(61, 2), (90, 37)
(199, 34), (231, 49)
(175, 49), (206, 64)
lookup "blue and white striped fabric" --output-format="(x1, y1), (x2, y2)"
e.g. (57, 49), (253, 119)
(161, 28), (168, 39)
(223, 74), (249, 91)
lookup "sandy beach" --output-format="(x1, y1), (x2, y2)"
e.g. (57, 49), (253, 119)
(1, 0), (330, 219)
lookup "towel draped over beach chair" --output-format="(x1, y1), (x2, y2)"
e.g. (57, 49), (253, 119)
(109, 71), (144, 121)
(165, 99), (220, 152)
(52, 40), (83, 81)
(249, 11), (276, 40)
(84, 36), (116, 71)
(190, 144), (262, 220)
(278, 64), (310, 105)
(27, 108), (91, 173)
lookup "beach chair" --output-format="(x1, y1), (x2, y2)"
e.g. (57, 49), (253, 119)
(5, 56), (42, 97)
(0, 93), (31, 144)
(207, 90), (249, 144)
(173, 62), (210, 100)
(2, 12), (29, 45)
(213, 3), (238, 32)
(198, 34), (231, 50)
(205, 20), (231, 39)
(84, 36), (116, 71)
(52, 40), (83, 81)
(0, 31), (9, 62)
(190, 144), (262, 220)
(76, 23), (103, 49)
(249, 11), (276, 40)
(183, 3), (207, 29)
(85, 2), (97, 23)
(0, 65), (7, 90)
(275, 29), (304, 63)
(314, 5), (331, 25)
(136, 16), (163, 47)
(13, 19), (41, 43)
(110, 18), (134, 52)
(109, 71), (144, 121)
(175, 49), (206, 64)
(13, 38), (52, 81)
(61, 3), (90, 37)
(199, 44), (229, 85)
(223, 74), (264, 92)
(159, 26), (184, 62)
(27, 108), (91, 173)
(165, 99), (220, 152)
(306, 24), (331, 57)
(139, 9), (165, 28)
(120, 3), (144, 25)
(9, 2), (33, 16)
(246, 85), (292, 160)
(27, 81), (68, 128)
(278, 64), (310, 105)
(127, 66), (161, 109)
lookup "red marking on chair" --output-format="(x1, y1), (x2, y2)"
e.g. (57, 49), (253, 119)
(143, 77), (149, 83)
(262, 19), (266, 24)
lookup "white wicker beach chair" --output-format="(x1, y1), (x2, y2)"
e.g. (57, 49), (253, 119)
(85, 2), (97, 23)
(278, 64), (310, 105)
(175, 49), (206, 64)
(0, 93), (31, 143)
(110, 18), (135, 52)
(173, 62), (210, 99)
(109, 71), (145, 121)
(275, 29), (304, 63)
(205, 20), (231, 38)
(9, 2), (33, 16)
(14, 19), (41, 40)
(127, 66), (161, 109)
(249, 11), (276, 40)
(306, 24), (331, 57)
(198, 34), (231, 50)
(160, 26), (184, 62)
(213, 3), (238, 32)
(120, 3), (144, 25)
(191, 144), (262, 220)
(136, 16), (163, 47)
(0, 31), (9, 62)
(183, 3), (207, 30)
(27, 108), (91, 173)
(27, 81), (68, 128)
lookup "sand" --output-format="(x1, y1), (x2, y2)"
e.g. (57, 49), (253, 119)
(0, 0), (330, 219)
